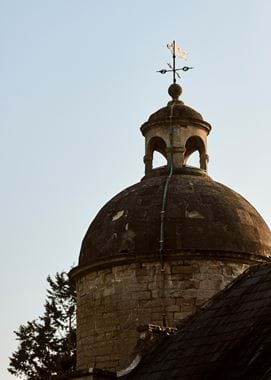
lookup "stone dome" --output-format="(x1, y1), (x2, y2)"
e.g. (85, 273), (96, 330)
(78, 167), (271, 270)
(145, 102), (204, 124)
(72, 77), (271, 373)
(140, 83), (205, 126)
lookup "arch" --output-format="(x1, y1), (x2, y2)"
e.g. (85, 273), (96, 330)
(153, 151), (167, 168)
(148, 136), (167, 158)
(184, 136), (207, 170)
(145, 136), (167, 172)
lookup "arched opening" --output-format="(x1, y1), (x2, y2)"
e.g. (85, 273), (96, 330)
(146, 136), (167, 171)
(185, 151), (200, 167)
(153, 151), (167, 168)
(184, 136), (207, 170)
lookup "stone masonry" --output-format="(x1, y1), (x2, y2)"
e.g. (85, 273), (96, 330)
(71, 82), (271, 378)
(76, 259), (248, 371)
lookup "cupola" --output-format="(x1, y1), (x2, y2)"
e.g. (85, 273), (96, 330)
(141, 83), (211, 174)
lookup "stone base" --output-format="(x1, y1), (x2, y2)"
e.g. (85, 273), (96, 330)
(75, 258), (248, 370)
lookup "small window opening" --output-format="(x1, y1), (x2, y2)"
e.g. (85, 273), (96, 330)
(147, 136), (167, 171)
(185, 151), (200, 168)
(184, 136), (205, 170)
(153, 151), (167, 169)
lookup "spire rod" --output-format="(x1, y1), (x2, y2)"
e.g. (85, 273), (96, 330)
(157, 40), (194, 83)
(173, 40), (176, 84)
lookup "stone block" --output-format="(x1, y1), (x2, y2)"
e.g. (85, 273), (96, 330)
(174, 311), (191, 320)
(166, 305), (180, 312)
(172, 265), (196, 274)
(76, 259), (246, 371)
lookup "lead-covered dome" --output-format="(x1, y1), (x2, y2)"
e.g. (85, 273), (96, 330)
(78, 168), (271, 269)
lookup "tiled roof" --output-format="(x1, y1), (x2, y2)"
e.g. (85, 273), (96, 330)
(125, 264), (271, 380)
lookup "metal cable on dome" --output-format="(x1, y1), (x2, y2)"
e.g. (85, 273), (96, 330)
(159, 103), (174, 328)
(159, 103), (174, 269)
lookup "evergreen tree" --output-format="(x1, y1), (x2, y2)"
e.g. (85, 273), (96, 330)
(8, 272), (76, 379)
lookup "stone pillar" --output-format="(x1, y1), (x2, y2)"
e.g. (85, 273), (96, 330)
(167, 146), (185, 169)
(143, 155), (152, 174)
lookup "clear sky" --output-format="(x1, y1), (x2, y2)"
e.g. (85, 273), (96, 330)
(1, 1), (270, 379)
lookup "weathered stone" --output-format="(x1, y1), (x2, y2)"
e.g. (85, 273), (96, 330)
(166, 305), (180, 312)
(74, 259), (248, 371)
(75, 171), (271, 270)
(172, 265), (196, 274)
(67, 79), (271, 380)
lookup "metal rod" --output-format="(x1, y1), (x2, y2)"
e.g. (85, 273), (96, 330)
(173, 40), (176, 83)
(162, 68), (189, 73)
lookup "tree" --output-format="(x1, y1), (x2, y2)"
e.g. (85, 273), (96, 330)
(8, 272), (76, 380)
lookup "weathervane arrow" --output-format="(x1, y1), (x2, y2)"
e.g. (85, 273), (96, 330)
(157, 40), (194, 83)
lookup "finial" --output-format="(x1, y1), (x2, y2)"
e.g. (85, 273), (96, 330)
(157, 40), (193, 84)
(168, 83), (182, 102)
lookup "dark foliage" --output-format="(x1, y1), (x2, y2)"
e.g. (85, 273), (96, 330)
(8, 272), (76, 379)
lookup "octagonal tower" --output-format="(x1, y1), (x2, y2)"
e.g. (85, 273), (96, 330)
(70, 84), (271, 372)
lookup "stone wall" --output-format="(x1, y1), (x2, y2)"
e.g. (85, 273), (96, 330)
(76, 259), (248, 371)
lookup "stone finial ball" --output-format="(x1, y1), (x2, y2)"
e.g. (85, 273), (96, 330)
(168, 83), (182, 101)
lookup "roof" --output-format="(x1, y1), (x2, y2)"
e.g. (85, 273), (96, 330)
(140, 84), (212, 135)
(146, 103), (203, 122)
(75, 168), (271, 271)
(124, 264), (271, 380)
(140, 101), (212, 136)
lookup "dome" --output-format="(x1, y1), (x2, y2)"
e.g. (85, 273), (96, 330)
(140, 83), (206, 127)
(140, 94), (212, 136)
(146, 102), (204, 123)
(78, 168), (271, 269)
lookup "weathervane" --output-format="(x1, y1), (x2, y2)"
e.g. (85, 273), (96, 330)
(157, 40), (193, 83)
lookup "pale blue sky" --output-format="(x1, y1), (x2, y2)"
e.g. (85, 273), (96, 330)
(1, 1), (270, 379)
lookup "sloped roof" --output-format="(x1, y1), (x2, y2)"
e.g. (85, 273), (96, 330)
(125, 264), (271, 380)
